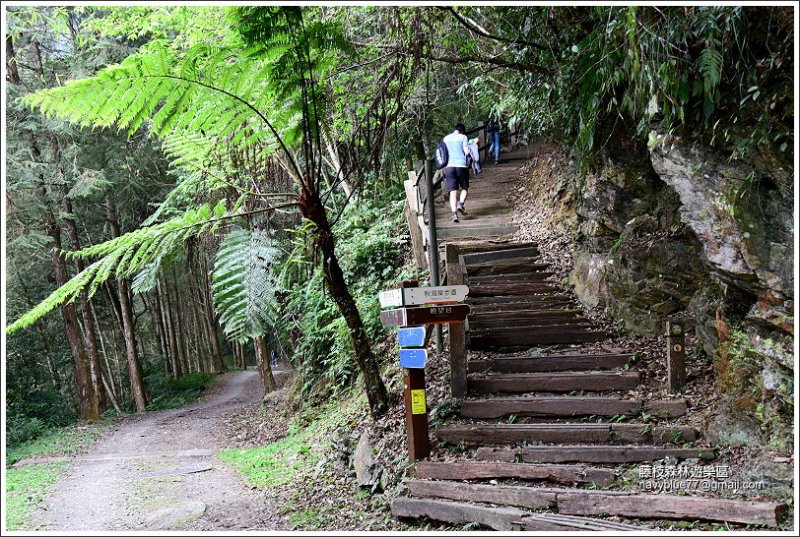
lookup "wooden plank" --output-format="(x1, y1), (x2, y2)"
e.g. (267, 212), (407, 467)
(469, 282), (563, 296)
(457, 241), (539, 253)
(437, 424), (617, 446)
(407, 480), (556, 511)
(391, 497), (526, 531)
(437, 225), (519, 239)
(469, 316), (590, 329)
(467, 371), (640, 393)
(414, 461), (615, 485)
(557, 492), (788, 527)
(461, 246), (540, 264)
(468, 260), (549, 277)
(403, 202), (427, 270)
(460, 396), (642, 418)
(445, 244), (467, 397)
(467, 353), (632, 373)
(469, 329), (607, 348)
(469, 309), (584, 320)
(522, 513), (645, 531)
(468, 297), (574, 308)
(468, 272), (555, 284)
(436, 423), (697, 446)
(475, 446), (717, 464)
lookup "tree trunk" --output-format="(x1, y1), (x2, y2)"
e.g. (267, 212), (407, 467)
(106, 197), (148, 411)
(158, 277), (179, 378)
(253, 336), (277, 394)
(299, 185), (388, 416)
(30, 142), (98, 420)
(62, 193), (107, 414)
(201, 253), (226, 373)
(171, 270), (191, 374)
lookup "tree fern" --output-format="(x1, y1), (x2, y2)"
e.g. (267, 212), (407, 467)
(211, 227), (281, 343)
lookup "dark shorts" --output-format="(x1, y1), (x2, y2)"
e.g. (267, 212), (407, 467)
(444, 166), (469, 192)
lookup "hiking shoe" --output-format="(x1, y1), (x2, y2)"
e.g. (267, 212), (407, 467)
(451, 212), (459, 222)
(457, 202), (468, 215)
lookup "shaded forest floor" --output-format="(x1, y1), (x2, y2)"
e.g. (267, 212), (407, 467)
(16, 371), (289, 531)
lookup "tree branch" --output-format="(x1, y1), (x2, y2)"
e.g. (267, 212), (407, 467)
(439, 7), (550, 51)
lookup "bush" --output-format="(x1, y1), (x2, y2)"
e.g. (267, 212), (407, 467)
(145, 370), (215, 411)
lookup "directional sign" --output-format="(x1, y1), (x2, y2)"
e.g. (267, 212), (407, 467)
(399, 348), (428, 368)
(380, 304), (471, 328)
(379, 285), (469, 308)
(398, 327), (426, 348)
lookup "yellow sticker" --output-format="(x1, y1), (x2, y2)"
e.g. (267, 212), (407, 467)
(411, 389), (426, 415)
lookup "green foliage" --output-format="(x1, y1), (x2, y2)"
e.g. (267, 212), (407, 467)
(6, 201), (228, 334)
(212, 227), (281, 343)
(5, 462), (69, 530)
(144, 371), (215, 411)
(277, 194), (408, 399)
(6, 422), (108, 465)
(6, 388), (77, 447)
(218, 430), (317, 489)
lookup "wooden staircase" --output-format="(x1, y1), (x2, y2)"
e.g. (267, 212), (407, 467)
(392, 242), (789, 530)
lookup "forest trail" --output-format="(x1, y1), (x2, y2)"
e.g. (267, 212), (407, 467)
(433, 145), (534, 241)
(394, 145), (790, 530)
(31, 371), (288, 531)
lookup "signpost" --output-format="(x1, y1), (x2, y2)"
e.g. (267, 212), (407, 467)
(379, 304), (471, 328)
(379, 280), (470, 462)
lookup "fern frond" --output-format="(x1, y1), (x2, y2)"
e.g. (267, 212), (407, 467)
(698, 47), (723, 89)
(6, 201), (230, 334)
(211, 227), (281, 343)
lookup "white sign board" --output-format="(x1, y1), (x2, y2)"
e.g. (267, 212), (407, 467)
(378, 285), (469, 308)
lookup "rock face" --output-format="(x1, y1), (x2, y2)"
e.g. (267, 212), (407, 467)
(516, 136), (793, 454)
(649, 133), (793, 296)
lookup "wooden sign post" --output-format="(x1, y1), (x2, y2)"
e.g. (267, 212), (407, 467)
(379, 280), (470, 462)
(666, 319), (686, 393)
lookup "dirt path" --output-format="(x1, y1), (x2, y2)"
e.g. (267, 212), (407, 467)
(32, 371), (289, 531)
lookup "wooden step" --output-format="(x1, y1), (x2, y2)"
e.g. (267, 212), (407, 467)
(476, 445), (716, 464)
(461, 246), (540, 265)
(468, 310), (587, 328)
(460, 396), (643, 419)
(414, 461), (614, 486)
(468, 271), (555, 283)
(469, 328), (607, 348)
(468, 353), (633, 373)
(435, 423), (698, 446)
(437, 225), (519, 239)
(468, 371), (640, 394)
(406, 481), (788, 527)
(468, 260), (549, 277)
(391, 497), (645, 531)
(469, 282), (562, 297)
(468, 298), (575, 310)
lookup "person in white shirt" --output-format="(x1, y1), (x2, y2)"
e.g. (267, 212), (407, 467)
(442, 123), (471, 222)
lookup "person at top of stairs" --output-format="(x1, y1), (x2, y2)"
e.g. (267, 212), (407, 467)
(443, 123), (471, 222)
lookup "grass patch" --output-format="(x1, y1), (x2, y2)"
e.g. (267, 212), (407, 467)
(218, 429), (318, 489)
(5, 461), (68, 530)
(146, 372), (216, 411)
(6, 421), (109, 466)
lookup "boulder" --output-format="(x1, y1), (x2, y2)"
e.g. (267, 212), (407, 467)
(353, 430), (379, 488)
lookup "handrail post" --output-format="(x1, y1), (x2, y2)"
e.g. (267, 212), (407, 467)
(445, 243), (467, 397)
(424, 157), (443, 353)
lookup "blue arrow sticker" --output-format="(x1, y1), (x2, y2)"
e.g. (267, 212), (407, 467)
(398, 327), (426, 348)
(399, 348), (428, 369)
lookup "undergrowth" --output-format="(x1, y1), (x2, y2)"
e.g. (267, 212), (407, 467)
(5, 462), (69, 530)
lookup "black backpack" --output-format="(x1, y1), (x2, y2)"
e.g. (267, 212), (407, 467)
(434, 139), (449, 170)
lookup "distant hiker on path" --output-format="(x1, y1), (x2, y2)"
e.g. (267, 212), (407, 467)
(487, 117), (501, 164)
(443, 123), (471, 222)
(467, 137), (482, 175)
